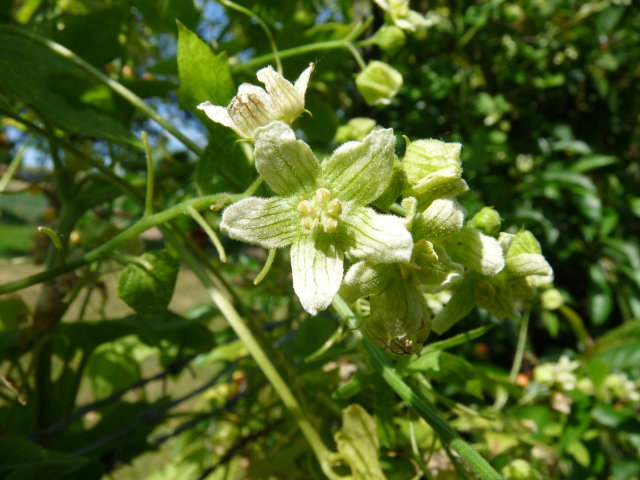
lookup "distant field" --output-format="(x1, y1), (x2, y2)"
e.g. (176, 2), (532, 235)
(0, 223), (36, 256)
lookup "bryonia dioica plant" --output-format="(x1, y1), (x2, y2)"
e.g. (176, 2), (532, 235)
(201, 65), (554, 354)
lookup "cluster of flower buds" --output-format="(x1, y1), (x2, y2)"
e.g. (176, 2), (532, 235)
(200, 64), (553, 354)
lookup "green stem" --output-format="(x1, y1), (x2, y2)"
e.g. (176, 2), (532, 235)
(510, 310), (530, 380)
(0, 194), (235, 295)
(0, 145), (26, 196)
(1, 26), (202, 155)
(559, 305), (592, 350)
(253, 248), (276, 285)
(141, 131), (155, 217)
(234, 40), (365, 72)
(220, 0), (282, 74)
(36, 226), (66, 262)
(186, 206), (227, 263)
(332, 296), (502, 480)
(178, 249), (339, 479)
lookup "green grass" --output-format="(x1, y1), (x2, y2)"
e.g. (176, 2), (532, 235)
(0, 223), (36, 256)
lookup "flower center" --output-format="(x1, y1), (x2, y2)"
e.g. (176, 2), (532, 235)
(297, 188), (343, 233)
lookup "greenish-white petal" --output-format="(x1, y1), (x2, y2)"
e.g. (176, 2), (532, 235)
(228, 84), (275, 138)
(197, 101), (238, 132)
(432, 276), (476, 334)
(339, 206), (413, 264)
(446, 226), (505, 276)
(340, 261), (395, 303)
(257, 65), (308, 123)
(506, 230), (543, 257)
(221, 196), (298, 248)
(320, 128), (396, 206)
(362, 282), (430, 355)
(403, 169), (468, 209)
(254, 122), (320, 196)
(507, 253), (553, 278)
(414, 198), (465, 241)
(291, 234), (344, 315)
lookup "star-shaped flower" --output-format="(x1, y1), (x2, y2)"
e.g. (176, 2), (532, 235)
(220, 121), (413, 314)
(197, 64), (314, 139)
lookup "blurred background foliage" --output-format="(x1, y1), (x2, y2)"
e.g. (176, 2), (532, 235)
(0, 0), (639, 479)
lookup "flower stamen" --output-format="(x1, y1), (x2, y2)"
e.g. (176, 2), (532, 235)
(298, 188), (343, 233)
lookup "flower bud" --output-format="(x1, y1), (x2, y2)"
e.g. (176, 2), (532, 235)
(355, 61), (403, 107)
(541, 288), (564, 310)
(501, 459), (542, 480)
(401, 139), (468, 208)
(372, 25), (406, 53)
(361, 282), (430, 355)
(469, 207), (501, 237)
(334, 117), (376, 143)
(505, 231), (553, 279)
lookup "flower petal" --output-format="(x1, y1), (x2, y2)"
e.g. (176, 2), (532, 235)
(320, 128), (396, 205)
(197, 101), (239, 134)
(446, 226), (505, 276)
(254, 122), (320, 196)
(220, 197), (298, 248)
(227, 83), (275, 139)
(291, 234), (344, 315)
(257, 66), (305, 123)
(294, 63), (314, 99)
(414, 198), (465, 241)
(339, 206), (413, 264)
(340, 261), (395, 303)
(507, 253), (553, 278)
(432, 276), (476, 334)
(363, 282), (430, 355)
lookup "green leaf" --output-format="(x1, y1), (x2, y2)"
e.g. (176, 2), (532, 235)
(85, 343), (141, 399)
(0, 295), (29, 330)
(421, 324), (494, 353)
(570, 154), (618, 172)
(117, 250), (180, 316)
(594, 340), (640, 370)
(588, 263), (613, 325)
(591, 402), (640, 432)
(194, 129), (253, 194)
(176, 21), (246, 193)
(565, 440), (590, 468)
(0, 26), (138, 147)
(176, 21), (234, 116)
(0, 437), (103, 480)
(334, 404), (386, 480)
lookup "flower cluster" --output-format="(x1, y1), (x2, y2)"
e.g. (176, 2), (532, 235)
(531, 356), (639, 415)
(200, 65), (553, 354)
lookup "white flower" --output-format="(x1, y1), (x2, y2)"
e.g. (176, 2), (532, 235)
(533, 355), (579, 391)
(197, 64), (314, 139)
(220, 122), (413, 315)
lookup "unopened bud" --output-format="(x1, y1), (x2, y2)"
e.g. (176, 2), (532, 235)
(355, 61), (403, 107)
